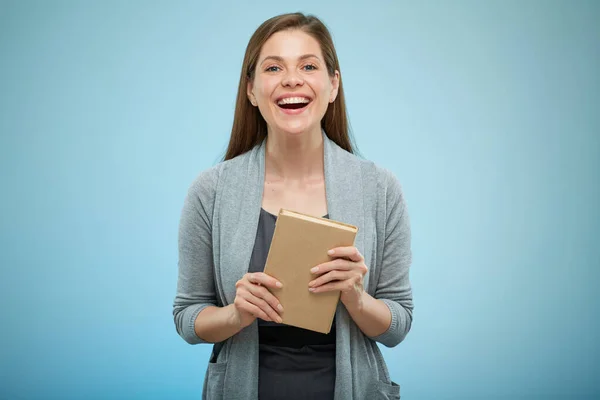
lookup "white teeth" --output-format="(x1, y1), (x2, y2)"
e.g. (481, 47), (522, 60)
(277, 97), (310, 105)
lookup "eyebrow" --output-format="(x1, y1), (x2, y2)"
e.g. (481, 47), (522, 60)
(259, 54), (322, 65)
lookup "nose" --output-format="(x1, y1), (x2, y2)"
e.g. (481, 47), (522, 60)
(281, 69), (304, 88)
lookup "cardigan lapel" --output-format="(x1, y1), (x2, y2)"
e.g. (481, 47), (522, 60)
(322, 132), (365, 258)
(216, 139), (266, 306)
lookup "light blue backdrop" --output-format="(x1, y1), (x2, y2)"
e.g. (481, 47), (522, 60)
(1, 1), (598, 399)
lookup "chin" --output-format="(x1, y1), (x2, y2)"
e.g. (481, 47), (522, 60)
(274, 124), (307, 136)
(273, 120), (320, 137)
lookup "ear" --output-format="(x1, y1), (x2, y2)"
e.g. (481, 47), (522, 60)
(329, 70), (340, 103)
(247, 80), (257, 106)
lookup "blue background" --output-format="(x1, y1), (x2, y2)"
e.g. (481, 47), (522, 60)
(1, 1), (599, 399)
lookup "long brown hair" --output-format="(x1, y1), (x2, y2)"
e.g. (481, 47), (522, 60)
(223, 13), (357, 161)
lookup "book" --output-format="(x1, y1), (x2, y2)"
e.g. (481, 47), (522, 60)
(263, 208), (359, 334)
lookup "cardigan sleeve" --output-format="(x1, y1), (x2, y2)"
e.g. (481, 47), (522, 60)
(172, 167), (220, 345)
(369, 168), (414, 348)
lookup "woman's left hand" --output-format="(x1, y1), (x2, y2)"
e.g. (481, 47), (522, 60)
(308, 246), (368, 311)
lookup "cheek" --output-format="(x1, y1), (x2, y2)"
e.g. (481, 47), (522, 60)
(311, 84), (332, 109)
(254, 78), (278, 100)
(309, 77), (331, 100)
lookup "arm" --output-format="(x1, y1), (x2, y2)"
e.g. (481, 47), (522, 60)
(172, 168), (284, 344)
(367, 168), (414, 347)
(192, 304), (243, 343)
(343, 291), (393, 338)
(307, 169), (413, 345)
(193, 269), (286, 343)
(173, 168), (236, 344)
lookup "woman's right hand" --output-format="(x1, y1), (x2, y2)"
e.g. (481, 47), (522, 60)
(232, 272), (284, 329)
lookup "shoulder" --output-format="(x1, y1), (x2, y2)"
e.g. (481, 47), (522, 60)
(187, 146), (256, 193)
(343, 152), (404, 201)
(186, 149), (254, 202)
(334, 148), (402, 189)
(374, 165), (404, 200)
(186, 163), (222, 203)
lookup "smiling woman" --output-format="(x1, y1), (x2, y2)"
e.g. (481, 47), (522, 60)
(224, 13), (353, 162)
(173, 12), (413, 400)
(246, 30), (339, 135)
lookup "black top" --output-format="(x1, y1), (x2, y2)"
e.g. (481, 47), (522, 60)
(247, 208), (336, 400)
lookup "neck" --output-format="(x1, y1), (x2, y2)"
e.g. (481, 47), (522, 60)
(264, 126), (324, 181)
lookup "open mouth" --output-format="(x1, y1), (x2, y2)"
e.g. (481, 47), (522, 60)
(277, 96), (311, 111)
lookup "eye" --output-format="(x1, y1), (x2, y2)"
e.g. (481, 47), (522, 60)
(265, 66), (280, 72)
(303, 64), (317, 71)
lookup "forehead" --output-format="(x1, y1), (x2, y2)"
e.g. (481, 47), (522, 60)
(259, 30), (324, 62)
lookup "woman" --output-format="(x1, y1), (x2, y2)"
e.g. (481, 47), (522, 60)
(173, 12), (413, 400)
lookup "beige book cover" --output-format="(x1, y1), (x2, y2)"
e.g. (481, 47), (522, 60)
(263, 209), (358, 334)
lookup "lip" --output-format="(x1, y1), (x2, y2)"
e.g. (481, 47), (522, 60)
(277, 101), (311, 115)
(274, 93), (312, 115)
(275, 93), (313, 103)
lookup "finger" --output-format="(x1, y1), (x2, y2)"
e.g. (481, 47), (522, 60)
(240, 293), (273, 321)
(311, 258), (354, 274)
(248, 284), (284, 315)
(236, 295), (272, 321)
(240, 292), (283, 323)
(239, 300), (272, 322)
(247, 273), (283, 289)
(327, 246), (363, 262)
(309, 279), (355, 294)
(309, 270), (353, 288)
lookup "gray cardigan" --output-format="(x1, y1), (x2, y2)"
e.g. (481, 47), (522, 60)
(173, 132), (413, 400)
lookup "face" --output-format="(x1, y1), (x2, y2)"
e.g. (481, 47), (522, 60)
(247, 29), (340, 137)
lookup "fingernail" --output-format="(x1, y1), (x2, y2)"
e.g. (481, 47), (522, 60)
(328, 249), (335, 255)
(277, 317), (283, 323)
(277, 304), (284, 312)
(310, 267), (319, 273)
(309, 288), (315, 292)
(276, 282), (283, 288)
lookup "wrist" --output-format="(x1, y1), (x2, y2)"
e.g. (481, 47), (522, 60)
(343, 289), (367, 314)
(227, 304), (243, 330)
